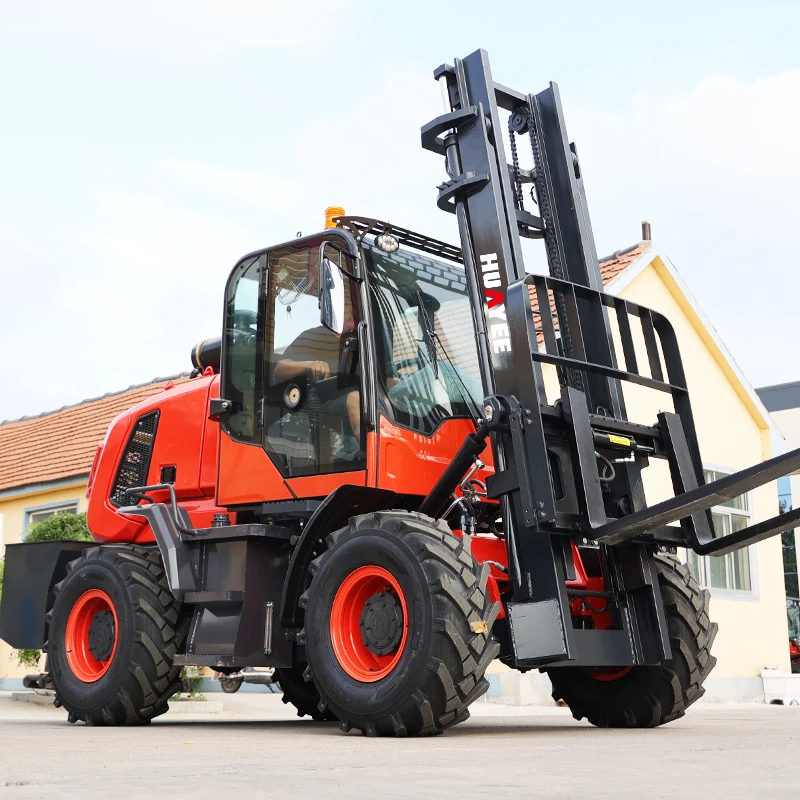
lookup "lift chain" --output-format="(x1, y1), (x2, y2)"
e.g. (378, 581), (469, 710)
(514, 104), (584, 392)
(508, 114), (525, 210)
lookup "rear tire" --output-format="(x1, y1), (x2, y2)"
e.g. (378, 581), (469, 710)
(274, 666), (337, 721)
(546, 554), (718, 727)
(47, 545), (189, 726)
(301, 511), (500, 737)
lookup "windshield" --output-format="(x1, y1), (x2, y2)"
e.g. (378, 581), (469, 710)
(364, 243), (483, 435)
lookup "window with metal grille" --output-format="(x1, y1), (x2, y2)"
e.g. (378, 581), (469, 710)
(684, 467), (757, 597)
(109, 411), (159, 507)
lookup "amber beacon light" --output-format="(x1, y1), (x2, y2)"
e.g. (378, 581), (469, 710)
(325, 206), (345, 229)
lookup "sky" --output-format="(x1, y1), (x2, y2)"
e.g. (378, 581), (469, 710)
(1, 0), (798, 422)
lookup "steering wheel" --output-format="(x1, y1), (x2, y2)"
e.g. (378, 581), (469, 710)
(305, 371), (342, 404)
(232, 309), (258, 333)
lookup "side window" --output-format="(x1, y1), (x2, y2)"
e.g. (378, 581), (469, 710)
(263, 241), (364, 477)
(222, 254), (263, 442)
(684, 468), (756, 596)
(26, 502), (79, 530)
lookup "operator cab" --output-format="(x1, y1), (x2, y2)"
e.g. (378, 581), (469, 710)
(219, 212), (484, 487)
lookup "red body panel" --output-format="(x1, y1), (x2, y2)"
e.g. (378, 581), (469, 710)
(376, 416), (494, 495)
(87, 386), (508, 581)
(216, 432), (293, 506)
(87, 375), (228, 543)
(149, 379), (206, 500)
(215, 414), (491, 506)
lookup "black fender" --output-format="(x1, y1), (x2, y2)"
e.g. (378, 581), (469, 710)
(0, 541), (95, 649)
(280, 485), (413, 628)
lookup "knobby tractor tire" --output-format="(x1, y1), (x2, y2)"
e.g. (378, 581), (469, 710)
(46, 544), (190, 726)
(300, 511), (501, 737)
(546, 554), (718, 728)
(274, 666), (337, 721)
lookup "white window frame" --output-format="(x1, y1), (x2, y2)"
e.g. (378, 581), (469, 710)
(24, 500), (80, 532)
(683, 464), (759, 602)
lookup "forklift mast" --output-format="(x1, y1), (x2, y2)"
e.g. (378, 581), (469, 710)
(421, 49), (800, 668)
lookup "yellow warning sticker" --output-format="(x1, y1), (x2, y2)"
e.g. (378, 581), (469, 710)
(607, 434), (632, 448)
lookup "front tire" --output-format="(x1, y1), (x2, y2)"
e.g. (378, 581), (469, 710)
(47, 545), (189, 726)
(301, 511), (500, 737)
(545, 554), (718, 727)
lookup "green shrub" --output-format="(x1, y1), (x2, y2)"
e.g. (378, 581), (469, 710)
(24, 512), (92, 543)
(174, 666), (206, 701)
(15, 649), (41, 668)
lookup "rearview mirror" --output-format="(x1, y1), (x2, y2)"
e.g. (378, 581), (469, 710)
(319, 245), (346, 335)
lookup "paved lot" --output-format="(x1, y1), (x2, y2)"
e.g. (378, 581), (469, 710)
(0, 691), (798, 799)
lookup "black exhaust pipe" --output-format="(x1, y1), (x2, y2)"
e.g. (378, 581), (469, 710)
(191, 337), (221, 373)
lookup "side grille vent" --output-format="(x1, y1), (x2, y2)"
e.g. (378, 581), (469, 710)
(110, 411), (160, 507)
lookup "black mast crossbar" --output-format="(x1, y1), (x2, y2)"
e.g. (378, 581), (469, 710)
(520, 274), (690, 395)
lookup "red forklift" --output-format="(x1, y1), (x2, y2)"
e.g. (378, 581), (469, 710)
(2, 49), (799, 736)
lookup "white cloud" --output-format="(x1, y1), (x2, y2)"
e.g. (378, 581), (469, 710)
(564, 69), (800, 388)
(1, 1), (361, 68)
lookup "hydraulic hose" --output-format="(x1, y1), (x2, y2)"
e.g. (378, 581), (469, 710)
(418, 420), (491, 519)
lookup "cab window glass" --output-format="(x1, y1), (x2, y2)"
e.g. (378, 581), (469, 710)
(264, 241), (364, 477)
(365, 244), (482, 435)
(222, 254), (262, 441)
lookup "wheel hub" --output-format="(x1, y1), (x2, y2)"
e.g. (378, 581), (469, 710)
(330, 565), (409, 682)
(359, 591), (403, 656)
(87, 610), (116, 661)
(65, 588), (119, 683)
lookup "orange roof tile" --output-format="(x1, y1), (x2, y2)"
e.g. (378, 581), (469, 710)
(528, 243), (650, 340)
(0, 375), (190, 494)
(598, 243), (650, 283)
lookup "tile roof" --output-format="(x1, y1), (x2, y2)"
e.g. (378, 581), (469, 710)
(529, 243), (650, 340)
(598, 243), (650, 282)
(0, 375), (190, 494)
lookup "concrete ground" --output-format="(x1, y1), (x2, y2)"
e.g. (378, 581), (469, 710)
(0, 691), (798, 799)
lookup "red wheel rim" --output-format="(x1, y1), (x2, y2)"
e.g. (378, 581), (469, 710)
(582, 666), (632, 682)
(65, 589), (119, 683)
(330, 565), (408, 683)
